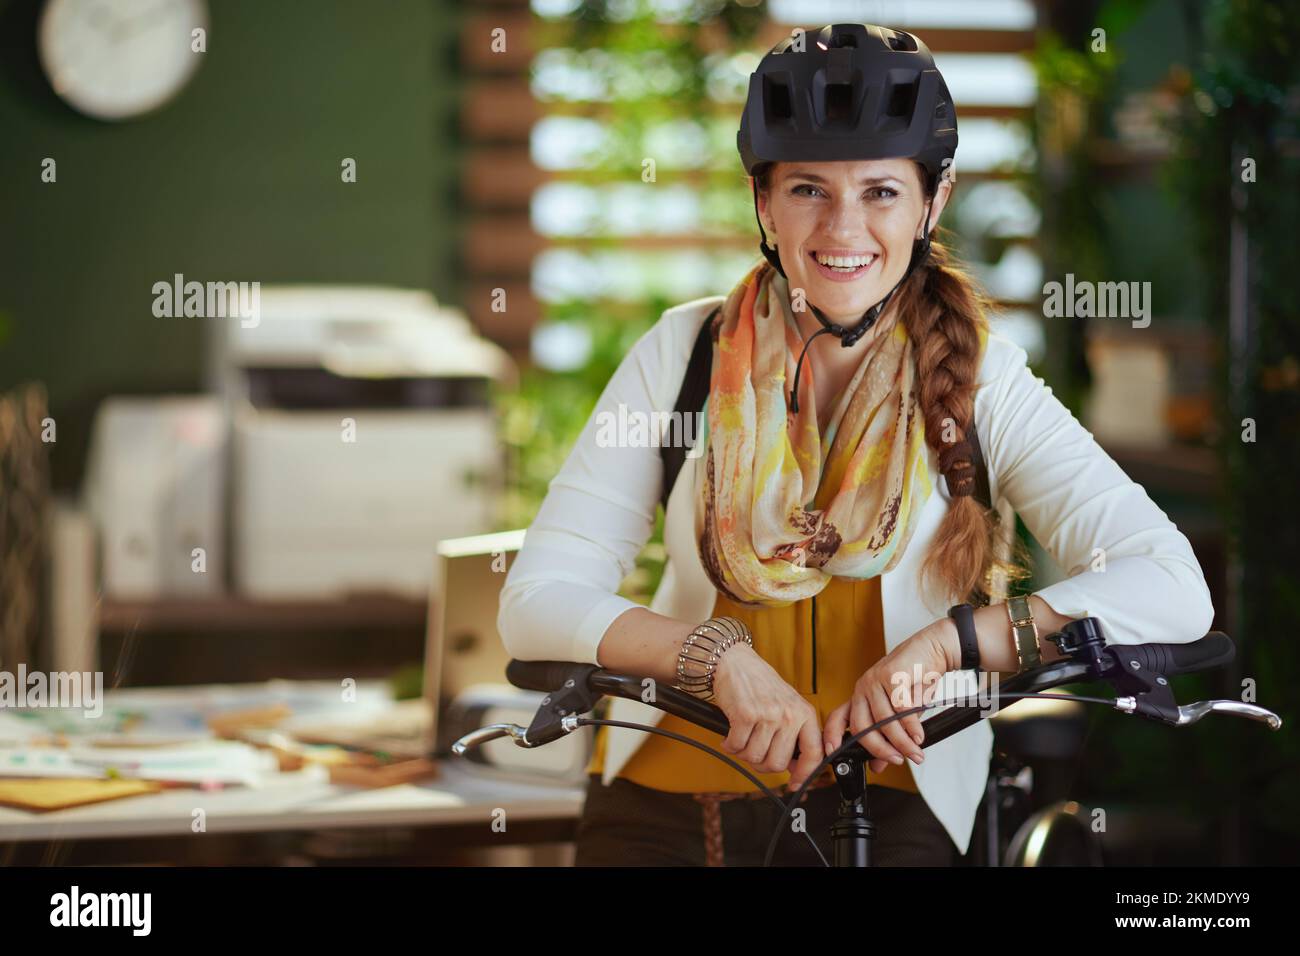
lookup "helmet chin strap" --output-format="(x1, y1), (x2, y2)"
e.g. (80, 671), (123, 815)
(750, 178), (934, 415)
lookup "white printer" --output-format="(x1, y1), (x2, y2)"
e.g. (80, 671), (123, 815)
(84, 396), (226, 599)
(212, 286), (513, 601)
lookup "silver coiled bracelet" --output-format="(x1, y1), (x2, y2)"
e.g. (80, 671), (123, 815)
(674, 616), (753, 702)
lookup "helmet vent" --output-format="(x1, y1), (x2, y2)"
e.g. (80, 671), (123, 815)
(829, 32), (858, 49)
(764, 74), (794, 121)
(824, 82), (855, 124)
(885, 79), (919, 118)
(884, 31), (918, 52)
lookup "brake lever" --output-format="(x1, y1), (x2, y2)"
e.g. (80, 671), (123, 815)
(451, 722), (532, 755)
(1115, 697), (1283, 729)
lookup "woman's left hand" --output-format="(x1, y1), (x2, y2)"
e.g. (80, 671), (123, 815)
(822, 620), (957, 774)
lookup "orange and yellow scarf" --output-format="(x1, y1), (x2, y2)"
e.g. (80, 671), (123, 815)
(695, 260), (934, 607)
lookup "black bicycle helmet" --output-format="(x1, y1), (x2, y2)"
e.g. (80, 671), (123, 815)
(736, 23), (959, 413)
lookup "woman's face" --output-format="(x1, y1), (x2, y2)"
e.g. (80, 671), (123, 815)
(756, 158), (951, 323)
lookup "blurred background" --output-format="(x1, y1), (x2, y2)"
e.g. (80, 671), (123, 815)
(0, 0), (1295, 865)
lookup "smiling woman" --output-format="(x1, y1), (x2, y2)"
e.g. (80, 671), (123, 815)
(498, 21), (1217, 868)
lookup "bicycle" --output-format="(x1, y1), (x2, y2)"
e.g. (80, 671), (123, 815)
(981, 697), (1097, 866)
(453, 617), (1281, 867)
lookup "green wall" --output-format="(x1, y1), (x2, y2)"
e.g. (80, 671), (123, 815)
(0, 0), (461, 488)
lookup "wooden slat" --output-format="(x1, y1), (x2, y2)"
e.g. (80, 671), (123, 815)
(463, 80), (541, 142)
(467, 78), (1028, 140)
(528, 95), (1027, 126)
(469, 217), (775, 273)
(464, 149), (548, 207)
(465, 281), (542, 347)
(751, 22), (1037, 55)
(465, 158), (1021, 217)
(467, 216), (547, 274)
(469, 217), (1034, 274)
(462, 12), (1035, 72)
(471, 291), (1047, 356)
(461, 11), (540, 73)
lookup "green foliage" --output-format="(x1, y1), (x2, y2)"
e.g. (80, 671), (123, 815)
(1026, 29), (1121, 411)
(1021, 2), (1298, 849)
(1158, 0), (1300, 841)
(1096, 0), (1158, 39)
(1031, 30), (1118, 102)
(1165, 0), (1300, 788)
(495, 1), (764, 602)
(388, 663), (425, 701)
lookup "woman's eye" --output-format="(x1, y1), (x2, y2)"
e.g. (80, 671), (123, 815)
(789, 184), (898, 200)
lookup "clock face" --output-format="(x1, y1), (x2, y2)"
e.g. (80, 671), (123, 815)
(38, 0), (210, 121)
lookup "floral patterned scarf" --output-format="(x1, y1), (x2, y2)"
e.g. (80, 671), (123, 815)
(694, 260), (934, 607)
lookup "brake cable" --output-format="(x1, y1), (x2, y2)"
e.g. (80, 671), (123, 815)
(763, 690), (1121, 867)
(575, 690), (1117, 867)
(576, 717), (829, 867)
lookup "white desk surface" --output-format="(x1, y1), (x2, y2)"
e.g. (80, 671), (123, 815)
(0, 679), (584, 844)
(0, 759), (584, 843)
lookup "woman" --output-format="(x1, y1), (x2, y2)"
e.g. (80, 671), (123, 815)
(497, 23), (1215, 866)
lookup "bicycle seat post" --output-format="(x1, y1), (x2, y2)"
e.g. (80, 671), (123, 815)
(830, 735), (875, 867)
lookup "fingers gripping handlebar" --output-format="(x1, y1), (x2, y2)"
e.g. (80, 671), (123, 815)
(500, 622), (1274, 758)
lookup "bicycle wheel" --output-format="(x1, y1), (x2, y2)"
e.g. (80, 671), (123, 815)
(1004, 800), (1105, 867)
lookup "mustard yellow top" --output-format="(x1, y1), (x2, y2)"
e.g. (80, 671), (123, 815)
(587, 469), (918, 794)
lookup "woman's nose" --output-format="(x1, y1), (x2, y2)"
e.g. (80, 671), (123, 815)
(823, 198), (871, 237)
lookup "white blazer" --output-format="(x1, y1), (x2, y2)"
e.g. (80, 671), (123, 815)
(497, 294), (1216, 854)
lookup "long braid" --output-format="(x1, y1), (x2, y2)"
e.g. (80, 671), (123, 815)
(898, 238), (1030, 601)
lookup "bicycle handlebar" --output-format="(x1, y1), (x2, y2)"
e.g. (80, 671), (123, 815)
(1111, 631), (1235, 676)
(456, 623), (1281, 870)
(504, 628), (1251, 760)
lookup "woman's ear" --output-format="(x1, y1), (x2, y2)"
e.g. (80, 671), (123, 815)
(919, 178), (954, 238)
(754, 181), (777, 237)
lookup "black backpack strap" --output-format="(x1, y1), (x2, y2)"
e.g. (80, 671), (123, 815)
(968, 419), (992, 512)
(966, 417), (999, 606)
(660, 305), (719, 512)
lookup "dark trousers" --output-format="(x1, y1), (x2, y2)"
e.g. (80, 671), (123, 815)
(574, 774), (962, 867)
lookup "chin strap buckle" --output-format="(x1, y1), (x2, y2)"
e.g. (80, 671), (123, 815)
(836, 320), (872, 347)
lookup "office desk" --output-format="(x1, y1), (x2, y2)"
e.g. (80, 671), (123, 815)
(0, 760), (584, 865)
(0, 682), (585, 865)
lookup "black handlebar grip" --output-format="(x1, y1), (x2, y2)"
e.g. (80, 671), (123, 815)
(506, 659), (595, 693)
(1110, 631), (1235, 677)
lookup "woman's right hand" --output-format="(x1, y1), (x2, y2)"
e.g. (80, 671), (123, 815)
(710, 643), (825, 790)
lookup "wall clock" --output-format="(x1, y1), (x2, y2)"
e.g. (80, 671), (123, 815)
(38, 0), (210, 121)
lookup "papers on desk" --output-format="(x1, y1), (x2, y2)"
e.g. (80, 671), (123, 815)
(0, 678), (400, 803)
(0, 740), (279, 787)
(0, 678), (394, 747)
(0, 777), (164, 813)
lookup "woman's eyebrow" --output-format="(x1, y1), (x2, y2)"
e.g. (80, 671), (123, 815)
(784, 170), (904, 187)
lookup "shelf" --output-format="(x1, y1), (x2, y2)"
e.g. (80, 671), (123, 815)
(1103, 442), (1221, 498)
(100, 594), (429, 635)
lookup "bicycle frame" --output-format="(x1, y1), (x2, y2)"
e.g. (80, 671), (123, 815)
(821, 658), (1095, 866)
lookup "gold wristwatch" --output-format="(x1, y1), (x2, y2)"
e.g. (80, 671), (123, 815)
(1006, 595), (1042, 671)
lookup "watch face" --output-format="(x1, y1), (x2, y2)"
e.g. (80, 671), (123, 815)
(38, 0), (210, 121)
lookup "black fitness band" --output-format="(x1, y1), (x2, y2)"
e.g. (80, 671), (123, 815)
(948, 603), (980, 673)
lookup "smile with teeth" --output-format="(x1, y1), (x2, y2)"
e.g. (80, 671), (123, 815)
(811, 251), (877, 272)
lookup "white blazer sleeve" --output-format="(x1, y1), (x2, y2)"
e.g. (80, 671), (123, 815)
(496, 311), (681, 665)
(980, 334), (1216, 647)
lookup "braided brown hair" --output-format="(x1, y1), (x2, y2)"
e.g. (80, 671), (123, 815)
(753, 162), (1031, 603)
